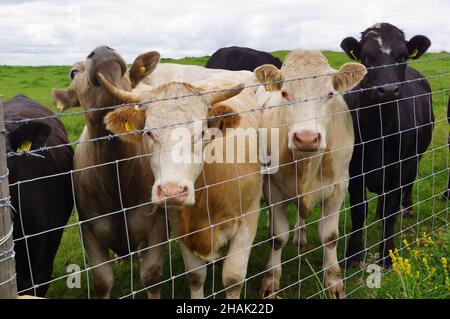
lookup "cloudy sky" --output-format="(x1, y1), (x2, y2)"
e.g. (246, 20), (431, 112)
(0, 0), (449, 65)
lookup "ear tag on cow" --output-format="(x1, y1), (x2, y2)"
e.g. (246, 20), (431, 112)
(409, 48), (419, 58)
(265, 84), (274, 91)
(350, 50), (358, 61)
(139, 66), (146, 74)
(17, 140), (32, 153)
(125, 121), (134, 132)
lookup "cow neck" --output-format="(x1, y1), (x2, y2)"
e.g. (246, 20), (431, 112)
(82, 105), (131, 165)
(358, 92), (400, 138)
(84, 108), (113, 139)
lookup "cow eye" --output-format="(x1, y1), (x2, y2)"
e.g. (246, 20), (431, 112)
(396, 56), (406, 63)
(70, 69), (79, 80)
(144, 130), (155, 140)
(281, 91), (289, 99)
(327, 91), (334, 100)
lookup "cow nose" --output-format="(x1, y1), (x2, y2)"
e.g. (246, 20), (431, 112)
(157, 183), (189, 204)
(376, 84), (400, 99)
(292, 130), (321, 151)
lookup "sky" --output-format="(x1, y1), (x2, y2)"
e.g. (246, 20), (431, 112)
(0, 0), (449, 66)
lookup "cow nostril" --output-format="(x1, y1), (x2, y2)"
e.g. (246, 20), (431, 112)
(315, 133), (321, 144)
(157, 185), (164, 198)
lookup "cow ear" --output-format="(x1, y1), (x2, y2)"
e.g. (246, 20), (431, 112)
(104, 107), (146, 143)
(52, 88), (79, 112)
(254, 64), (283, 91)
(332, 62), (367, 91)
(10, 122), (52, 153)
(129, 51), (161, 88)
(407, 35), (431, 60)
(340, 37), (361, 61)
(208, 102), (241, 131)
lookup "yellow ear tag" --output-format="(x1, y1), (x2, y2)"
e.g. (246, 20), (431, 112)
(124, 121), (134, 132)
(17, 140), (32, 153)
(350, 50), (358, 61)
(409, 48), (419, 58)
(265, 84), (274, 91)
(139, 66), (146, 74)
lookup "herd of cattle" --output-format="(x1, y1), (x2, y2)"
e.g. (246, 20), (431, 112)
(4, 22), (449, 299)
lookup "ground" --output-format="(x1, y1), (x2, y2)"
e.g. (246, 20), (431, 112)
(0, 50), (449, 298)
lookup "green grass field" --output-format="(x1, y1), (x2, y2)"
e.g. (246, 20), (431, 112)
(0, 51), (449, 299)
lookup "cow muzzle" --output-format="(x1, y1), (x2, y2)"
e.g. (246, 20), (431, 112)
(375, 84), (400, 101)
(292, 130), (321, 152)
(86, 46), (127, 86)
(152, 182), (194, 206)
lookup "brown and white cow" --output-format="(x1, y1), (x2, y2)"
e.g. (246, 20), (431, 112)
(253, 50), (366, 298)
(52, 46), (167, 298)
(100, 76), (263, 299)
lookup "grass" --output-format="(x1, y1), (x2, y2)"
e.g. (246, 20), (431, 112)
(367, 231), (450, 299)
(0, 51), (449, 299)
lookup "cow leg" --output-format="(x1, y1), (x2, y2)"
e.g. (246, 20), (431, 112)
(83, 227), (114, 299)
(222, 198), (260, 299)
(401, 183), (414, 218)
(293, 214), (308, 252)
(346, 175), (368, 265)
(320, 185), (345, 299)
(259, 190), (289, 299)
(179, 242), (207, 299)
(139, 213), (167, 299)
(378, 190), (401, 266)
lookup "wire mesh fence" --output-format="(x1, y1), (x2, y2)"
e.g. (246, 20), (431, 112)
(0, 52), (449, 299)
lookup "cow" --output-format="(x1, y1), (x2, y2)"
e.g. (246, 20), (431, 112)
(206, 46), (283, 71)
(52, 46), (168, 298)
(252, 50), (366, 299)
(340, 23), (434, 265)
(100, 74), (263, 299)
(444, 97), (450, 200)
(4, 94), (73, 296)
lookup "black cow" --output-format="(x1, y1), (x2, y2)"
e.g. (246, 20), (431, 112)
(340, 23), (434, 265)
(205, 46), (282, 71)
(4, 94), (73, 296)
(444, 97), (450, 200)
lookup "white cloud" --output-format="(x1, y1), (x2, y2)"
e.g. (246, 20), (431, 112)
(0, 0), (449, 65)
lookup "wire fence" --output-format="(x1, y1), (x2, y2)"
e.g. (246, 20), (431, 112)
(0, 53), (449, 299)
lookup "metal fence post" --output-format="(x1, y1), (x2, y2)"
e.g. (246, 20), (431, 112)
(0, 97), (17, 299)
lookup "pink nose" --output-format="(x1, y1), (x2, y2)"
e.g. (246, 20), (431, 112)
(157, 183), (189, 204)
(292, 130), (321, 151)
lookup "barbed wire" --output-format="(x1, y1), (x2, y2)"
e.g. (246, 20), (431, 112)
(5, 73), (450, 160)
(4, 54), (449, 126)
(2, 55), (449, 299)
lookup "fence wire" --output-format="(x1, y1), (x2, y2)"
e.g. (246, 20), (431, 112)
(0, 54), (449, 299)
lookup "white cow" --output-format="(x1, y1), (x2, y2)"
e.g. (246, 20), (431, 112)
(253, 50), (366, 299)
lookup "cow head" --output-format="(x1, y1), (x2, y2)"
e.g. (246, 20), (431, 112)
(5, 121), (52, 154)
(254, 50), (366, 153)
(101, 76), (244, 206)
(52, 46), (161, 113)
(341, 23), (431, 102)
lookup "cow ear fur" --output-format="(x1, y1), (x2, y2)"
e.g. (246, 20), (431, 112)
(129, 51), (161, 88)
(10, 122), (52, 153)
(332, 62), (367, 91)
(104, 107), (146, 143)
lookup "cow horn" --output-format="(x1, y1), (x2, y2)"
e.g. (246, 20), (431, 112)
(209, 83), (245, 105)
(97, 72), (142, 103)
